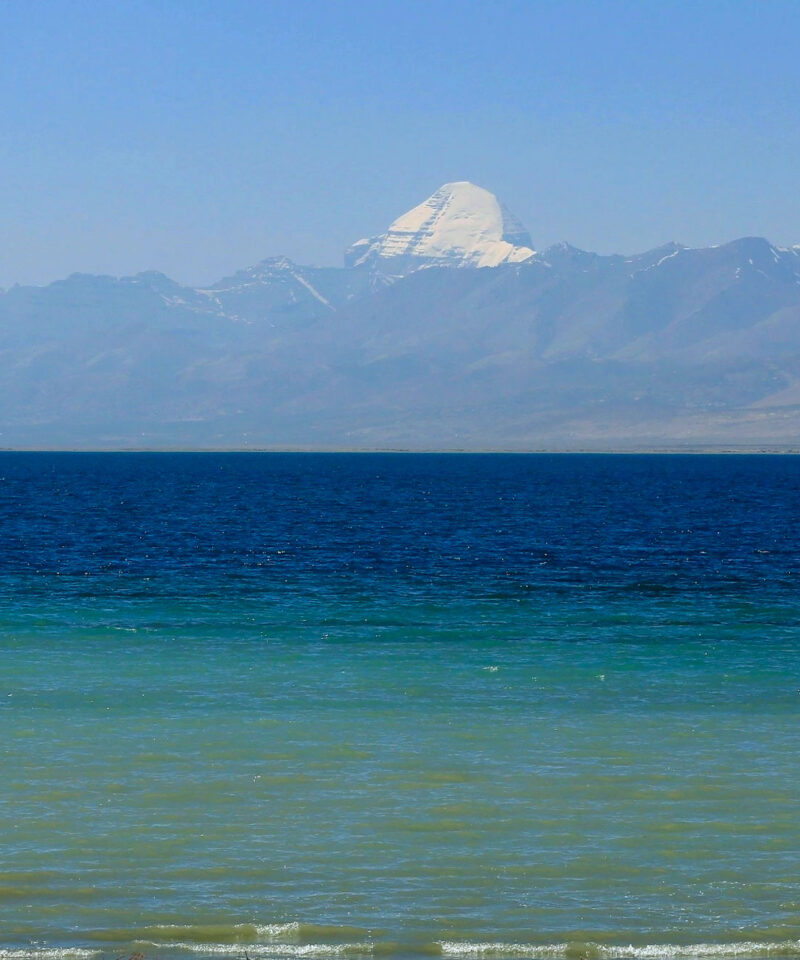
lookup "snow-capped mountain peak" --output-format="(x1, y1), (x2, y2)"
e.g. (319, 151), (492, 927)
(345, 181), (535, 273)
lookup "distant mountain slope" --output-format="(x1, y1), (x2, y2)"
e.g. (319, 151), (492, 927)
(0, 182), (798, 448)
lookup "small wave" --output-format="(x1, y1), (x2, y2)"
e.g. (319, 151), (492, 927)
(88, 923), (374, 947)
(146, 943), (375, 958)
(0, 952), (100, 960)
(437, 942), (800, 960)
(254, 926), (375, 943)
(87, 926), (265, 945)
(255, 926), (304, 941)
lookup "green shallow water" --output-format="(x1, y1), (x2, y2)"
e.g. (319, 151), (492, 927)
(0, 454), (799, 959)
(3, 614), (799, 956)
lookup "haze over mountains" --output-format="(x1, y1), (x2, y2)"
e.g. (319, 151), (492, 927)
(1, 181), (799, 449)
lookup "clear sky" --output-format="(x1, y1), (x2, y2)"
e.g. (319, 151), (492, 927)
(2, 0), (800, 287)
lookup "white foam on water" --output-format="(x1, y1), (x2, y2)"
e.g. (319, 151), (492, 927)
(252, 925), (372, 943)
(148, 943), (375, 957)
(255, 925), (304, 939)
(437, 943), (800, 960)
(0, 952), (100, 960)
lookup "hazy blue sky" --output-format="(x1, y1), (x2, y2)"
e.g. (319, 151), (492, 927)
(2, 0), (800, 287)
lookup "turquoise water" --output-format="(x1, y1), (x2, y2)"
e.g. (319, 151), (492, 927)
(1, 454), (799, 960)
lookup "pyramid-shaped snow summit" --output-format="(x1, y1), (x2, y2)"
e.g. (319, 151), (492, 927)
(345, 181), (535, 272)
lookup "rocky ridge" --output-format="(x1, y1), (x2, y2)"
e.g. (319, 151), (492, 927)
(0, 182), (798, 449)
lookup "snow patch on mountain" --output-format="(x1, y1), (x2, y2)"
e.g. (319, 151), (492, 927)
(346, 181), (535, 273)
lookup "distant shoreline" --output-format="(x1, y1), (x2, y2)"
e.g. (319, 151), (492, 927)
(0, 446), (798, 455)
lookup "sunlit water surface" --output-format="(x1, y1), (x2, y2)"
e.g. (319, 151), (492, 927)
(1, 454), (798, 960)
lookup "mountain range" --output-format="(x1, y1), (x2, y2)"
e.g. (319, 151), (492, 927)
(1, 180), (799, 449)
